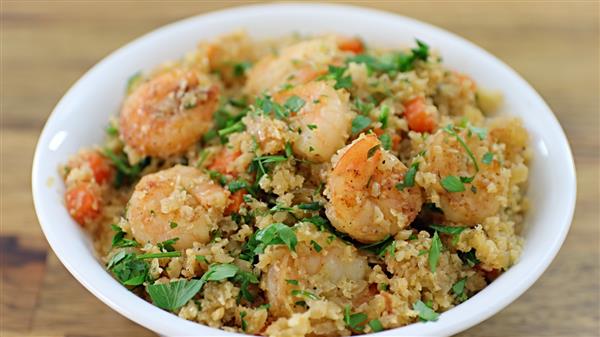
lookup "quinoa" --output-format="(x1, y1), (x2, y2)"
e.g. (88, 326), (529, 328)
(60, 31), (530, 336)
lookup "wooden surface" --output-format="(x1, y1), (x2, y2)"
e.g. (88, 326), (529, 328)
(1, 1), (598, 336)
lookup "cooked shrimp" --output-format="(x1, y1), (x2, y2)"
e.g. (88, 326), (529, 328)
(325, 134), (423, 243)
(264, 233), (369, 318)
(63, 149), (114, 226)
(244, 37), (342, 96)
(127, 165), (230, 250)
(419, 127), (510, 224)
(119, 69), (219, 159)
(273, 81), (353, 163)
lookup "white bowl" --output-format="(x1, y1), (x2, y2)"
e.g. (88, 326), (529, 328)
(32, 3), (576, 336)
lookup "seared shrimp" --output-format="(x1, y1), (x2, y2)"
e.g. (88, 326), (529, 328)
(325, 134), (423, 243)
(119, 69), (219, 159)
(264, 231), (369, 318)
(244, 37), (342, 96)
(127, 165), (230, 250)
(419, 127), (510, 224)
(273, 81), (353, 162)
(64, 149), (114, 226)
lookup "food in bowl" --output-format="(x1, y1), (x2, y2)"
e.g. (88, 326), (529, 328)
(60, 31), (530, 336)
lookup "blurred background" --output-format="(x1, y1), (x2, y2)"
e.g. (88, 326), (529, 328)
(1, 1), (598, 336)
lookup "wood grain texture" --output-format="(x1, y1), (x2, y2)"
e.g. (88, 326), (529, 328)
(1, 1), (598, 336)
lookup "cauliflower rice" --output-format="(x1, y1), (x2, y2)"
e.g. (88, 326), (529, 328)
(60, 31), (530, 336)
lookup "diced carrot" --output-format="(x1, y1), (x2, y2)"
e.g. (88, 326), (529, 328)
(65, 183), (101, 225)
(403, 97), (437, 133)
(85, 151), (113, 185)
(391, 134), (402, 151)
(372, 127), (385, 136)
(224, 189), (245, 216)
(338, 37), (364, 54)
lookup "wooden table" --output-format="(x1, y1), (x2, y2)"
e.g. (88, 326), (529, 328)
(2, 1), (598, 336)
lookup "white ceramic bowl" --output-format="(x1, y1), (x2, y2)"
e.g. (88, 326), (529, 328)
(32, 3), (576, 336)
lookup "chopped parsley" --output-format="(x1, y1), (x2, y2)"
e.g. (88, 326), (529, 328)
(136, 251), (181, 259)
(324, 65), (352, 89)
(396, 162), (418, 190)
(379, 104), (390, 129)
(227, 179), (249, 193)
(297, 202), (322, 210)
(157, 238), (179, 252)
(147, 279), (203, 311)
(103, 148), (149, 187)
(452, 277), (468, 302)
(169, 221), (178, 229)
(429, 224), (466, 245)
(285, 279), (299, 286)
(125, 71), (142, 94)
(482, 152), (494, 165)
(351, 115), (372, 135)
(233, 61), (252, 77)
(307, 124), (318, 130)
(368, 319), (384, 332)
(428, 231), (442, 273)
(291, 289), (319, 300)
(458, 250), (480, 267)
(283, 95), (306, 113)
(310, 240), (322, 252)
(344, 305), (368, 331)
(111, 224), (139, 248)
(107, 252), (149, 286)
(441, 175), (466, 193)
(413, 300), (439, 322)
(239, 223), (297, 262)
(240, 311), (248, 331)
(345, 39), (430, 76)
(105, 123), (118, 136)
(195, 255), (208, 264)
(379, 133), (392, 150)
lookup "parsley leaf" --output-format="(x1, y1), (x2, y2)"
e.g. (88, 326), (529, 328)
(325, 65), (353, 89)
(482, 152), (494, 165)
(458, 250), (480, 267)
(344, 305), (368, 331)
(379, 133), (392, 150)
(291, 289), (319, 300)
(240, 223), (298, 262)
(368, 319), (384, 332)
(147, 279), (203, 311)
(351, 115), (372, 135)
(396, 162), (418, 190)
(441, 176), (466, 192)
(452, 277), (468, 302)
(429, 224), (466, 245)
(379, 105), (390, 129)
(107, 252), (149, 286)
(233, 61), (252, 77)
(283, 95), (306, 113)
(111, 224), (139, 248)
(413, 300), (439, 322)
(157, 238), (179, 252)
(428, 231), (442, 273)
(310, 240), (322, 252)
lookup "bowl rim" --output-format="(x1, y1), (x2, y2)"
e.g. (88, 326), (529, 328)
(32, 3), (577, 337)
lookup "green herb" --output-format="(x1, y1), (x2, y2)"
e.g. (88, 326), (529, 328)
(302, 215), (329, 231)
(310, 240), (322, 252)
(441, 176), (466, 193)
(396, 163), (418, 190)
(240, 311), (248, 331)
(351, 115), (372, 135)
(452, 277), (468, 302)
(359, 235), (394, 257)
(286, 279), (299, 286)
(368, 319), (384, 332)
(429, 224), (466, 245)
(428, 231), (442, 273)
(307, 124), (318, 130)
(157, 238), (179, 252)
(233, 61), (252, 77)
(344, 305), (368, 331)
(147, 279), (203, 311)
(228, 97), (248, 108)
(291, 289), (319, 300)
(379, 105), (390, 129)
(367, 145), (380, 159)
(249, 155), (288, 184)
(103, 148), (148, 186)
(378, 283), (389, 291)
(379, 133), (392, 150)
(284, 142), (294, 158)
(284, 95), (306, 113)
(482, 152), (494, 165)
(107, 252), (149, 286)
(136, 251), (181, 260)
(240, 223), (298, 262)
(105, 124), (118, 136)
(195, 255), (208, 264)
(469, 125), (488, 140)
(218, 120), (246, 137)
(125, 71), (142, 94)
(228, 179), (248, 193)
(458, 250), (480, 267)
(411, 39), (430, 61)
(413, 300), (439, 322)
(324, 65), (352, 89)
(408, 233), (418, 241)
(295, 300), (307, 307)
(232, 269), (259, 302)
(111, 224), (139, 248)
(297, 202), (322, 210)
(354, 98), (374, 115)
(256, 95), (289, 119)
(169, 221), (178, 229)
